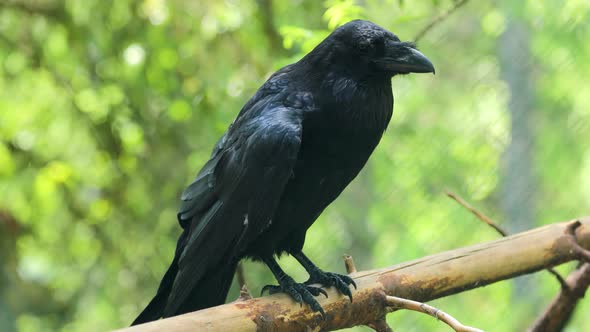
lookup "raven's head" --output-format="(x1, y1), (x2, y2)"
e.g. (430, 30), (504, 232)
(315, 20), (435, 77)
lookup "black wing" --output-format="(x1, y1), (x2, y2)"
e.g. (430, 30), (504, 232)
(163, 89), (309, 315)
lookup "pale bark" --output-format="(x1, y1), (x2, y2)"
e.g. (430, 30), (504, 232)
(117, 217), (590, 332)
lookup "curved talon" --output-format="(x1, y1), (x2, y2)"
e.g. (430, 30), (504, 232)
(341, 285), (353, 302)
(305, 285), (328, 298)
(291, 289), (303, 304)
(260, 280), (326, 314)
(350, 278), (358, 289)
(340, 274), (357, 289)
(307, 272), (356, 302)
(311, 302), (326, 318)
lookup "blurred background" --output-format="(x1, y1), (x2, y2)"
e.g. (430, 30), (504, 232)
(1, 0), (589, 331)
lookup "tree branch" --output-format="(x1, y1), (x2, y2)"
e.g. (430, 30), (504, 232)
(343, 255), (357, 274)
(117, 217), (590, 331)
(527, 263), (590, 332)
(526, 221), (590, 331)
(385, 295), (483, 332)
(413, 0), (470, 43)
(446, 192), (590, 330)
(234, 261), (252, 302)
(446, 190), (568, 289)
(445, 191), (508, 236)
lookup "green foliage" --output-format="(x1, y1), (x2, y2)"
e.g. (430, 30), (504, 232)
(0, 0), (589, 331)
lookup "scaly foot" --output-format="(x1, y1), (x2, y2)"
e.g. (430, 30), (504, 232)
(305, 271), (357, 302)
(261, 275), (328, 316)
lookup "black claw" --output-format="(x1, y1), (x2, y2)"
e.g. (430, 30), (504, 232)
(310, 301), (325, 317)
(335, 282), (351, 301)
(342, 287), (353, 302)
(306, 271), (356, 302)
(261, 278), (327, 313)
(301, 290), (325, 316)
(291, 290), (303, 304)
(260, 284), (280, 296)
(304, 285), (328, 298)
(339, 274), (356, 287)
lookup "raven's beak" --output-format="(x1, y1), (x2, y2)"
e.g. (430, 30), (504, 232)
(396, 47), (435, 74)
(377, 44), (435, 74)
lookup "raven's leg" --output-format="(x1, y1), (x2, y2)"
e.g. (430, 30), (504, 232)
(260, 256), (328, 315)
(292, 251), (357, 302)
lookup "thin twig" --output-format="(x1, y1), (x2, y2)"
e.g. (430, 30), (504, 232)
(546, 268), (569, 289)
(237, 285), (252, 301)
(233, 262), (252, 301)
(445, 191), (508, 236)
(386, 295), (484, 332)
(445, 190), (568, 289)
(236, 261), (247, 289)
(343, 254), (357, 274)
(413, 0), (470, 43)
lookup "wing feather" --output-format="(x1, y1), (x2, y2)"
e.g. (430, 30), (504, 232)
(163, 97), (307, 316)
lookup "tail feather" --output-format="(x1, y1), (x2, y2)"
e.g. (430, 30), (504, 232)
(131, 262), (177, 325)
(131, 231), (186, 326)
(131, 230), (239, 326)
(170, 260), (238, 317)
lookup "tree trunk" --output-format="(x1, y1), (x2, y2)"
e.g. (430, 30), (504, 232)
(498, 4), (536, 301)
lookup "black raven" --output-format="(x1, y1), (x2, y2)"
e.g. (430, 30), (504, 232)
(133, 19), (434, 325)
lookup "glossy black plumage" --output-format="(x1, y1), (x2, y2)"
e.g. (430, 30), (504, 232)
(133, 19), (434, 325)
